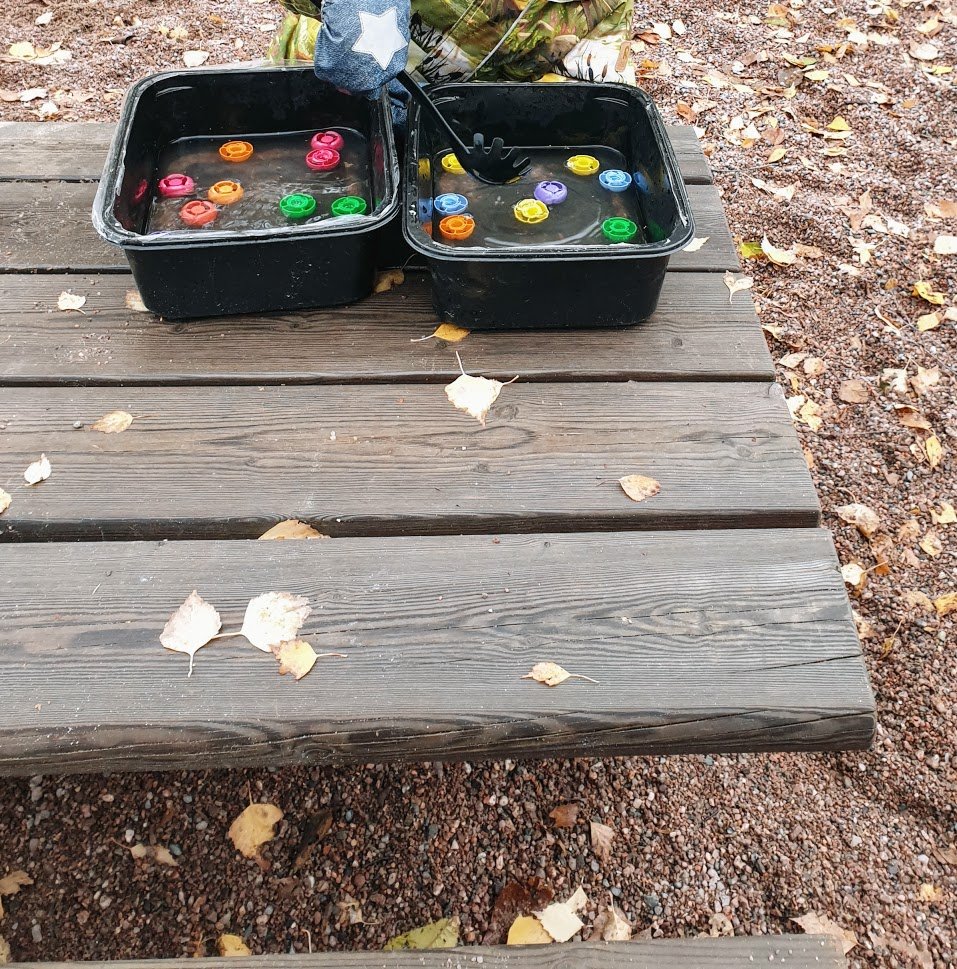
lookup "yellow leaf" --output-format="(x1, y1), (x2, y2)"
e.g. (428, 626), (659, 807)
(384, 917), (460, 951)
(919, 883), (942, 902)
(738, 240), (764, 260)
(761, 236), (797, 265)
(507, 915), (553, 946)
(240, 592), (311, 652)
(799, 398), (823, 432)
(724, 272), (754, 301)
(91, 410), (133, 434)
(258, 520), (327, 540)
(23, 454), (51, 486)
(934, 592), (957, 616)
(273, 639), (340, 681)
(218, 934), (252, 956)
(933, 234), (957, 255)
(8, 41), (37, 59)
(160, 591), (222, 676)
(926, 436), (943, 468)
(125, 290), (149, 312)
(919, 531), (942, 557)
(445, 371), (505, 425)
(373, 269), (405, 293)
(931, 502), (956, 525)
(0, 489), (10, 516)
(836, 503), (880, 538)
(827, 115), (851, 131)
(618, 474), (661, 502)
(916, 312), (940, 331)
(804, 69), (829, 81)
(432, 322), (470, 343)
(228, 803), (284, 862)
(521, 662), (597, 687)
(767, 146), (787, 163)
(56, 291), (86, 312)
(536, 886), (588, 943)
(0, 870), (33, 897)
(0, 934), (9, 964)
(912, 281), (946, 305)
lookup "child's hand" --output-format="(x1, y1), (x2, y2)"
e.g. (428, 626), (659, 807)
(314, 0), (411, 95)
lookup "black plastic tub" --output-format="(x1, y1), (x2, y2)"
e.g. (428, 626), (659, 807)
(93, 66), (400, 319)
(402, 82), (695, 330)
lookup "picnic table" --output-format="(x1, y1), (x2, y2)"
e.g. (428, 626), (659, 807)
(0, 121), (875, 777)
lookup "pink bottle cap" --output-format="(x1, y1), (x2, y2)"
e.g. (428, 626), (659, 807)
(157, 174), (195, 198)
(305, 147), (341, 172)
(311, 130), (345, 152)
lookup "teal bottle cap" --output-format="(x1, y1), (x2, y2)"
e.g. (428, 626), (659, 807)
(279, 193), (317, 219)
(602, 217), (638, 243)
(331, 195), (368, 216)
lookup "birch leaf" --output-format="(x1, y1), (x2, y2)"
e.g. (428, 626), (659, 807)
(183, 49), (210, 67)
(507, 915), (553, 945)
(228, 802), (284, 863)
(549, 803), (579, 828)
(24, 454), (51, 485)
(0, 489), (10, 515)
(0, 870), (33, 896)
(683, 236), (709, 252)
(934, 235), (957, 255)
(724, 272), (753, 301)
(432, 322), (470, 342)
(160, 591), (222, 676)
(934, 592), (957, 616)
(761, 236), (797, 265)
(445, 372), (504, 425)
(926, 435), (943, 469)
(838, 379), (869, 403)
(384, 917), (460, 950)
(129, 844), (179, 867)
(792, 912), (857, 955)
(57, 291), (86, 312)
(522, 662), (597, 687)
(258, 520), (327, 540)
(595, 900), (632, 941)
(590, 821), (615, 862)
(274, 639), (320, 680)
(619, 474), (661, 502)
(218, 934), (252, 956)
(836, 503), (880, 537)
(240, 592), (311, 652)
(374, 268), (405, 293)
(91, 410), (133, 433)
(536, 887), (588, 943)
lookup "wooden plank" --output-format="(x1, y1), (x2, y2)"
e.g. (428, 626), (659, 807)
(0, 182), (735, 273)
(0, 272), (773, 385)
(0, 530), (875, 774)
(0, 382), (818, 541)
(8, 938), (847, 969)
(0, 121), (714, 184)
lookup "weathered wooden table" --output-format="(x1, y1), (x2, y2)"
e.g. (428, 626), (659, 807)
(0, 122), (875, 777)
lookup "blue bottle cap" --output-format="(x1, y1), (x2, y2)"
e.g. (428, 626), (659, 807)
(418, 198), (434, 223)
(533, 180), (568, 205)
(434, 193), (469, 216)
(632, 170), (651, 193)
(599, 169), (633, 192)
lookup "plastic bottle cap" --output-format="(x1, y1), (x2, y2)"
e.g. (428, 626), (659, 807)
(311, 130), (345, 151)
(565, 154), (600, 176)
(279, 193), (317, 219)
(599, 169), (633, 192)
(306, 147), (341, 172)
(633, 170), (651, 193)
(157, 174), (195, 199)
(418, 158), (432, 179)
(533, 181), (568, 205)
(434, 193), (469, 216)
(219, 140), (254, 163)
(418, 198), (434, 223)
(207, 180), (244, 205)
(132, 179), (149, 205)
(602, 217), (638, 243)
(439, 214), (476, 241)
(513, 198), (550, 224)
(180, 200), (218, 228)
(331, 195), (368, 216)
(441, 153), (466, 175)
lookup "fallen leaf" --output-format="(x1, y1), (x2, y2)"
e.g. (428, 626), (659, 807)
(590, 821), (615, 862)
(836, 503), (880, 538)
(7, 41), (36, 59)
(838, 379), (869, 404)
(724, 271), (754, 301)
(483, 880), (554, 946)
(536, 886), (588, 943)
(934, 235), (957, 255)
(548, 803), (579, 829)
(129, 844), (179, 867)
(0, 935), (9, 964)
(919, 531), (942, 557)
(827, 115), (851, 132)
(0, 489), (10, 515)
(798, 398), (823, 432)
(445, 370), (505, 425)
(384, 917), (460, 950)
(752, 178), (796, 202)
(618, 474), (661, 502)
(228, 802), (284, 865)
(292, 808), (334, 870)
(803, 356), (826, 375)
(521, 662), (597, 687)
(767, 146), (787, 163)
(183, 49), (210, 67)
(0, 871), (33, 897)
(934, 592), (957, 616)
(57, 291), (86, 312)
(709, 912), (734, 937)
(912, 281), (946, 305)
(902, 590), (934, 613)
(931, 502), (956, 526)
(91, 410), (133, 433)
(919, 884), (942, 902)
(24, 454), (51, 486)
(374, 268), (405, 293)
(925, 200), (957, 219)
(916, 312), (940, 331)
(895, 405), (931, 430)
(218, 934), (252, 956)
(781, 353), (809, 371)
(842, 562), (867, 589)
(683, 236), (709, 252)
(432, 322), (470, 343)
(507, 915), (553, 946)
(160, 591), (222, 676)
(909, 41), (939, 60)
(910, 366), (940, 396)
(926, 435), (943, 469)
(35, 10), (53, 25)
(738, 240), (764, 260)
(274, 639), (324, 680)
(792, 912), (857, 955)
(125, 290), (148, 312)
(596, 901), (632, 941)
(761, 236), (797, 265)
(258, 520), (327, 540)
(882, 368), (908, 395)
(240, 592), (311, 652)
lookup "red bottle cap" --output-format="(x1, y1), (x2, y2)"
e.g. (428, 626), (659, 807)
(306, 147), (341, 172)
(157, 174), (195, 198)
(311, 130), (345, 152)
(180, 199), (218, 228)
(132, 179), (149, 205)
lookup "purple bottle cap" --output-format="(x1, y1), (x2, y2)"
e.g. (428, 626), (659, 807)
(534, 180), (568, 206)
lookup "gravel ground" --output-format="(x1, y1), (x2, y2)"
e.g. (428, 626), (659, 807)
(1, 0), (955, 965)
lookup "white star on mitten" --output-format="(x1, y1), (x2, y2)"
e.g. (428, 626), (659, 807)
(351, 7), (407, 70)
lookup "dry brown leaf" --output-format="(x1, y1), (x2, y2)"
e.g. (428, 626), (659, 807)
(228, 802), (283, 864)
(803, 356), (826, 376)
(218, 934), (252, 956)
(0, 489), (10, 516)
(183, 49), (210, 67)
(902, 590), (935, 613)
(894, 405), (931, 430)
(0, 934), (9, 964)
(919, 531), (942, 558)
(931, 503), (956, 526)
(160, 591), (222, 676)
(925, 199), (957, 219)
(683, 236), (709, 252)
(125, 290), (148, 312)
(521, 662), (597, 687)
(129, 844), (179, 867)
(934, 592), (957, 616)
(709, 913), (734, 937)
(792, 912), (857, 954)
(445, 371), (505, 425)
(618, 474), (661, 502)
(374, 268), (405, 293)
(838, 379), (869, 404)
(0, 870), (33, 897)
(506, 916), (553, 946)
(590, 821), (615, 862)
(258, 520), (327, 540)
(598, 902), (632, 941)
(432, 322), (470, 343)
(836, 503), (880, 538)
(549, 803), (579, 828)
(724, 271), (754, 301)
(57, 291), (86, 312)
(240, 592), (311, 652)
(536, 887), (588, 943)
(761, 236), (797, 265)
(24, 454), (51, 486)
(91, 410), (133, 434)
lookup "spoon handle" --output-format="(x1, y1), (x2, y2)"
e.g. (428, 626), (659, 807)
(395, 71), (470, 162)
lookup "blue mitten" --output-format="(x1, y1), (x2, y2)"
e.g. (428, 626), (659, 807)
(314, 0), (411, 96)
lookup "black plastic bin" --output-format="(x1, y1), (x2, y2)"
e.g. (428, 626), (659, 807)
(93, 66), (400, 319)
(402, 82), (695, 330)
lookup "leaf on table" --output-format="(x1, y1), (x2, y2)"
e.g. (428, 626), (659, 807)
(57, 291), (86, 312)
(910, 366), (940, 396)
(506, 915), (553, 945)
(934, 592), (957, 617)
(240, 592), (311, 652)
(274, 639), (345, 681)
(218, 934), (252, 956)
(129, 844), (178, 867)
(384, 916), (460, 950)
(432, 322), (470, 343)
(522, 662), (597, 687)
(183, 49), (210, 67)
(618, 474), (661, 502)
(483, 878), (554, 944)
(724, 272), (753, 301)
(445, 357), (508, 424)
(919, 531), (942, 558)
(23, 454), (51, 486)
(258, 520), (327, 540)
(761, 236), (797, 265)
(792, 912), (857, 955)
(160, 591), (222, 676)
(683, 236), (709, 252)
(836, 503), (880, 538)
(0, 489), (10, 516)
(590, 820), (615, 862)
(535, 886), (588, 943)
(374, 268), (405, 293)
(125, 290), (149, 312)
(926, 435), (943, 469)
(838, 379), (869, 404)
(911, 281), (946, 305)
(548, 803), (579, 829)
(841, 562), (867, 590)
(228, 802), (284, 865)
(91, 410), (133, 434)
(934, 235), (957, 255)
(931, 502), (956, 526)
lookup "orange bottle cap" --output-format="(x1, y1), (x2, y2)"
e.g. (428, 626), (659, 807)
(180, 199), (218, 228)
(208, 180), (244, 205)
(439, 214), (476, 241)
(219, 140), (254, 163)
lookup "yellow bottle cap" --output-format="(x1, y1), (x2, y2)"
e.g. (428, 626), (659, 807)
(207, 180), (244, 205)
(565, 153), (600, 176)
(513, 198), (550, 224)
(441, 152), (466, 175)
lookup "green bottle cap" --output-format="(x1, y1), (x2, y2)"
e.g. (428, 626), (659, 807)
(602, 217), (638, 243)
(331, 195), (368, 217)
(279, 193), (317, 219)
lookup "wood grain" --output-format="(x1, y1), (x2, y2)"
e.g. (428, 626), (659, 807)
(0, 382), (818, 541)
(0, 182), (736, 273)
(0, 530), (875, 774)
(0, 121), (714, 185)
(0, 272), (773, 385)
(9, 938), (847, 969)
